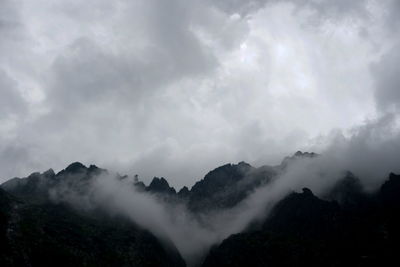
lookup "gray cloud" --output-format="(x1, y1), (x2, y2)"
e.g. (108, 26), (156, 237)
(0, 0), (20, 33)
(0, 70), (25, 118)
(2, 1), (400, 265)
(0, 0), (399, 189)
(372, 42), (400, 112)
(48, 111), (400, 266)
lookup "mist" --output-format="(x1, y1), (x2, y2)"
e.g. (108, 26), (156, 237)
(2, 0), (400, 265)
(46, 110), (400, 266)
(218, 112), (400, 235)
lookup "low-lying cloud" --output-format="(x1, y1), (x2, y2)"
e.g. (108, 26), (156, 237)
(2, 0), (400, 264)
(47, 109), (400, 266)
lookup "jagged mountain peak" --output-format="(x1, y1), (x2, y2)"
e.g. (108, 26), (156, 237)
(194, 161), (253, 186)
(147, 177), (176, 194)
(177, 186), (190, 198)
(294, 150), (318, 157)
(43, 168), (56, 177)
(301, 187), (314, 196)
(324, 171), (366, 207)
(380, 172), (400, 206)
(64, 162), (87, 173)
(56, 162), (103, 176)
(1, 158), (400, 267)
(279, 150), (319, 169)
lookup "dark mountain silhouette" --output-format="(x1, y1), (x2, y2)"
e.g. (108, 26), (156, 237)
(177, 186), (190, 198)
(129, 160), (278, 213)
(146, 177), (177, 195)
(1, 152), (400, 267)
(202, 173), (400, 267)
(133, 151), (318, 213)
(280, 151), (318, 169)
(186, 161), (276, 212)
(0, 163), (185, 267)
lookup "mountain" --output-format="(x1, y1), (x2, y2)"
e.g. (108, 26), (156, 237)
(0, 163), (186, 267)
(135, 151), (319, 213)
(1, 163), (105, 203)
(141, 151), (316, 213)
(186, 161), (277, 212)
(134, 161), (278, 213)
(202, 174), (400, 267)
(279, 151), (318, 169)
(1, 152), (400, 267)
(146, 177), (177, 195)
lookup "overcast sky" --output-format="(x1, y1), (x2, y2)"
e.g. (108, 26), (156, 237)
(1, 0), (399, 188)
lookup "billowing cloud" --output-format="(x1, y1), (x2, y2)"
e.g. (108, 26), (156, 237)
(48, 110), (400, 266)
(0, 0), (399, 188)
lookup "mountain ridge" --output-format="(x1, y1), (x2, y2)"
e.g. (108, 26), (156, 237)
(1, 151), (400, 267)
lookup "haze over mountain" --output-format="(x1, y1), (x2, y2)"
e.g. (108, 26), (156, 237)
(1, 0), (400, 266)
(1, 150), (400, 266)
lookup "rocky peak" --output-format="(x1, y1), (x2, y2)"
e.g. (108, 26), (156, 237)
(178, 186), (190, 198)
(43, 168), (56, 178)
(64, 162), (87, 173)
(264, 187), (340, 238)
(380, 172), (400, 207)
(147, 177), (176, 194)
(325, 172), (366, 207)
(191, 162), (253, 192)
(302, 187), (314, 196)
(294, 151), (318, 158)
(280, 151), (318, 169)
